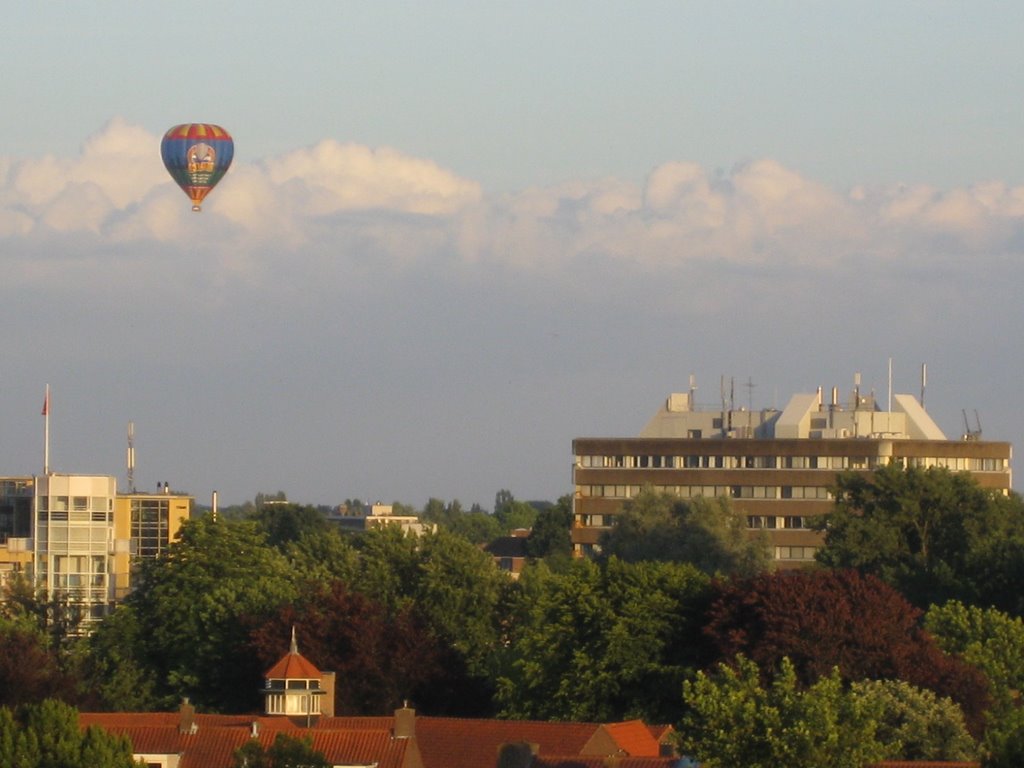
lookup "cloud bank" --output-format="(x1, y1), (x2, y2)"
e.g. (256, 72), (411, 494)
(3, 119), (1024, 286)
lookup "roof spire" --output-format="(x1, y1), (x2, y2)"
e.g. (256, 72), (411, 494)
(290, 625), (298, 654)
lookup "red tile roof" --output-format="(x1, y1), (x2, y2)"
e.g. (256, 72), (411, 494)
(585, 721), (662, 756)
(339, 715), (674, 768)
(264, 649), (323, 681)
(79, 714), (413, 768)
(81, 710), (675, 768)
(532, 759), (678, 768)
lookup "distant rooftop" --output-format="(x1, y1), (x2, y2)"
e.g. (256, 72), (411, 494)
(639, 386), (946, 441)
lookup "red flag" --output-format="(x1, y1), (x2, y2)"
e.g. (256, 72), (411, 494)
(41, 391), (49, 416)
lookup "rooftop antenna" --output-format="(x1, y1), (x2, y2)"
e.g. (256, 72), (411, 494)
(743, 376), (756, 411)
(962, 409), (983, 441)
(920, 363), (927, 408)
(689, 373), (697, 409)
(126, 421), (136, 493)
(958, 411), (983, 442)
(41, 384), (50, 475)
(887, 358), (893, 413)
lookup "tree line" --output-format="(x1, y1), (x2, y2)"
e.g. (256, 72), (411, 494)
(2, 468), (1024, 766)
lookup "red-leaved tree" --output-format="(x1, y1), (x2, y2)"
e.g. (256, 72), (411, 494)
(701, 569), (991, 736)
(246, 580), (478, 716)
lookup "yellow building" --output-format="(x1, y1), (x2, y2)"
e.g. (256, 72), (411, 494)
(112, 488), (192, 600)
(0, 474), (191, 627)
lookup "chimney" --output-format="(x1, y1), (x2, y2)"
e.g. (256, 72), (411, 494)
(178, 698), (197, 735)
(320, 671), (336, 717)
(250, 721), (260, 738)
(496, 742), (537, 768)
(394, 704), (416, 739)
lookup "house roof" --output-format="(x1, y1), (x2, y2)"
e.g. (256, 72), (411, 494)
(264, 651), (323, 681)
(79, 714), (415, 768)
(531, 759), (680, 768)
(264, 627), (323, 681)
(324, 714), (671, 768)
(80, 710), (674, 768)
(582, 721), (662, 757)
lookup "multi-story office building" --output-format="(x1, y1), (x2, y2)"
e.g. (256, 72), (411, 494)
(572, 385), (1012, 565)
(0, 474), (191, 627)
(112, 488), (192, 600)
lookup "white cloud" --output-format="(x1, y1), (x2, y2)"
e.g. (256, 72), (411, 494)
(264, 140), (482, 216)
(4, 119), (1024, 293)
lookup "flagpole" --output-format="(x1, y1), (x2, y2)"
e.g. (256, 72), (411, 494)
(42, 384), (50, 475)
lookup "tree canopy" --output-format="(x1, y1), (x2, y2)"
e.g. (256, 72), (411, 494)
(233, 734), (329, 768)
(701, 569), (990, 735)
(100, 517), (299, 711)
(816, 463), (1024, 612)
(679, 655), (887, 768)
(496, 557), (710, 723)
(599, 488), (772, 577)
(0, 700), (137, 768)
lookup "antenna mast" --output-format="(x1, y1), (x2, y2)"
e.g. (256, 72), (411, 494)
(126, 421), (136, 493)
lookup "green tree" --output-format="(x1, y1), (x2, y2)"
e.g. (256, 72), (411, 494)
(524, 495), (573, 560)
(600, 489), (771, 577)
(349, 525), (421, 613)
(250, 503), (330, 548)
(411, 529), (507, 677)
(816, 464), (1024, 610)
(233, 734), (329, 768)
(120, 517), (299, 711)
(421, 497), (503, 544)
(494, 490), (539, 532)
(73, 605), (158, 711)
(850, 679), (976, 762)
(0, 700), (137, 768)
(679, 656), (887, 768)
(283, 526), (360, 584)
(496, 557), (709, 722)
(925, 601), (1024, 766)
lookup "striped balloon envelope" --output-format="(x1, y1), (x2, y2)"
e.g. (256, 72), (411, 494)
(160, 123), (234, 212)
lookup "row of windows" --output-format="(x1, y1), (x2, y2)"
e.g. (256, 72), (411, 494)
(578, 454), (879, 470)
(0, 480), (33, 496)
(577, 485), (832, 501)
(906, 456), (1008, 472)
(264, 693), (321, 716)
(41, 509), (111, 522)
(577, 513), (811, 530)
(748, 515), (808, 530)
(265, 678), (321, 690)
(578, 454), (1008, 472)
(38, 496), (111, 513)
(775, 546), (818, 561)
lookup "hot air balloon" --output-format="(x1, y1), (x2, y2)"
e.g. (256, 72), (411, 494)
(160, 123), (234, 212)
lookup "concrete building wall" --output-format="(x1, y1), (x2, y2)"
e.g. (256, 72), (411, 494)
(574, 390), (1013, 565)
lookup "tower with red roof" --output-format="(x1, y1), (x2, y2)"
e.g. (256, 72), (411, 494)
(261, 627), (328, 722)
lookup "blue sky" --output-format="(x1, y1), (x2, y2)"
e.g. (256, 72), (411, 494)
(2, 3), (1024, 508)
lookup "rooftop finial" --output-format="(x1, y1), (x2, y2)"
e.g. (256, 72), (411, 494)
(290, 625), (298, 654)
